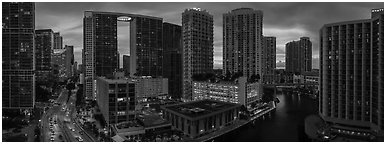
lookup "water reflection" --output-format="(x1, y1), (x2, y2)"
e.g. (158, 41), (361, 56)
(214, 90), (318, 142)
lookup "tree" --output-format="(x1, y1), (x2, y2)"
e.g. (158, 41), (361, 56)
(66, 82), (75, 91)
(248, 74), (260, 83)
(35, 85), (50, 102)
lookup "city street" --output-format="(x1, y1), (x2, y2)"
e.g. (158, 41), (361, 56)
(40, 85), (94, 142)
(40, 88), (68, 142)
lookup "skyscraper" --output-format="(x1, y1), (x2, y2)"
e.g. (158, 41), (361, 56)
(262, 36), (276, 84)
(74, 61), (78, 75)
(2, 2), (35, 109)
(123, 55), (130, 76)
(319, 8), (383, 137)
(54, 32), (63, 49)
(129, 15), (163, 78)
(83, 11), (163, 100)
(182, 8), (214, 101)
(223, 8), (263, 78)
(35, 29), (54, 81)
(52, 49), (67, 81)
(285, 37), (312, 74)
(163, 22), (182, 99)
(65, 45), (74, 78)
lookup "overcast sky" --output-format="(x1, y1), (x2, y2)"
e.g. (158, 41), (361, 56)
(35, 2), (383, 69)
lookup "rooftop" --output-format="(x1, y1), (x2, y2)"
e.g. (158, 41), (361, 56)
(97, 76), (135, 84)
(140, 114), (170, 128)
(162, 99), (240, 119)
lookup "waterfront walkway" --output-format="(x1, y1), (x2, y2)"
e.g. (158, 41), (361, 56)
(185, 120), (248, 142)
(186, 101), (277, 142)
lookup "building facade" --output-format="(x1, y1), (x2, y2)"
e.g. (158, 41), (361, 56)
(123, 55), (130, 76)
(223, 8), (263, 78)
(129, 15), (163, 78)
(134, 76), (168, 103)
(83, 11), (163, 100)
(319, 8), (383, 137)
(74, 61), (78, 76)
(285, 37), (312, 74)
(161, 100), (241, 138)
(162, 22), (182, 100)
(262, 36), (276, 84)
(96, 77), (136, 126)
(65, 45), (74, 78)
(52, 49), (67, 81)
(182, 8), (214, 101)
(192, 77), (262, 108)
(2, 2), (35, 109)
(53, 32), (63, 49)
(35, 29), (54, 81)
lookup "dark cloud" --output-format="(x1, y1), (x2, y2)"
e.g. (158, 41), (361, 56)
(35, 2), (383, 69)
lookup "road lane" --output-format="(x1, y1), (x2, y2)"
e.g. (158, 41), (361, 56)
(41, 89), (68, 142)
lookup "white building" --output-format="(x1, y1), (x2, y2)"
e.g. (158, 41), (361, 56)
(193, 77), (262, 108)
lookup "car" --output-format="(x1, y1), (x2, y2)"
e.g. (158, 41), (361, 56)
(50, 137), (54, 141)
(76, 136), (83, 142)
(71, 129), (75, 132)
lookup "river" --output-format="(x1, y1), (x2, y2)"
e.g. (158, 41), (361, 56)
(213, 90), (319, 142)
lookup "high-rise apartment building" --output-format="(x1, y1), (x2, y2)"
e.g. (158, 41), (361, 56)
(163, 22), (182, 99)
(319, 8), (383, 137)
(285, 37), (312, 74)
(129, 15), (163, 78)
(2, 2), (35, 109)
(182, 8), (214, 101)
(83, 11), (163, 100)
(35, 29), (54, 81)
(54, 32), (63, 49)
(262, 36), (276, 84)
(223, 8), (263, 78)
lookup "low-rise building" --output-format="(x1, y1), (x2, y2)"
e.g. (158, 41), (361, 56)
(273, 69), (294, 84)
(192, 77), (262, 108)
(161, 99), (241, 138)
(96, 77), (136, 126)
(293, 70), (319, 85)
(133, 76), (168, 103)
